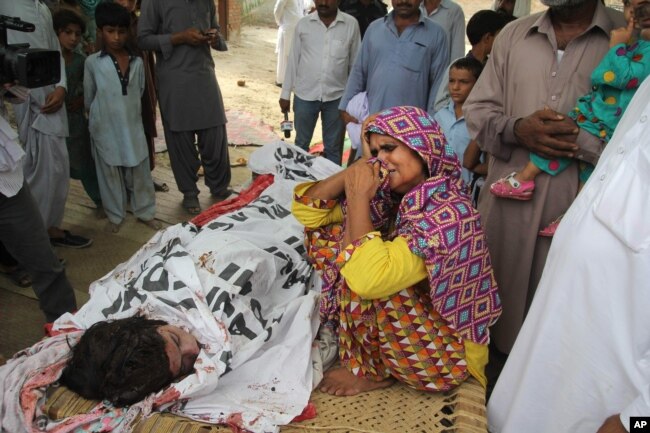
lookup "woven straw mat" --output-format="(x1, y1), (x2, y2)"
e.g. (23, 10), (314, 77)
(44, 377), (487, 433)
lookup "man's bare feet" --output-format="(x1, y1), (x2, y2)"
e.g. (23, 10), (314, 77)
(105, 222), (121, 233)
(95, 206), (107, 219)
(138, 218), (162, 230)
(319, 367), (394, 396)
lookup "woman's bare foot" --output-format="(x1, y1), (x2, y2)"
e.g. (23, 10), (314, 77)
(319, 367), (394, 396)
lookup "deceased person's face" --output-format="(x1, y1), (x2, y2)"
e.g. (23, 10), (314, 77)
(157, 325), (201, 378)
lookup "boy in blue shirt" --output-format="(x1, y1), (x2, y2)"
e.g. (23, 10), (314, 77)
(84, 2), (159, 233)
(434, 57), (483, 187)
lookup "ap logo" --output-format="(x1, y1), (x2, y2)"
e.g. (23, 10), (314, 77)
(631, 417), (650, 432)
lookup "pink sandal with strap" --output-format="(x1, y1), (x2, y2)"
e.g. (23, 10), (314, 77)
(490, 172), (535, 200)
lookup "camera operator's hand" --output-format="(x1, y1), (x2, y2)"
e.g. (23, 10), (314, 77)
(41, 86), (66, 114)
(1, 82), (24, 104)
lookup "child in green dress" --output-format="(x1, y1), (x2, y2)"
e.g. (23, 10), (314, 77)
(53, 8), (104, 217)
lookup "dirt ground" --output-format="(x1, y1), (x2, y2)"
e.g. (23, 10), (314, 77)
(215, 0), (548, 147)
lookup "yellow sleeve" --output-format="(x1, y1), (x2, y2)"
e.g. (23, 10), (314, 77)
(291, 181), (344, 228)
(339, 233), (428, 299)
(464, 341), (488, 388)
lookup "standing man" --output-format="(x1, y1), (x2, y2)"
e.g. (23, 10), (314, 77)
(138, 0), (232, 215)
(279, 0), (360, 165)
(338, 0), (448, 118)
(421, 0), (465, 67)
(463, 0), (624, 379)
(487, 75), (650, 433)
(274, 0), (308, 87)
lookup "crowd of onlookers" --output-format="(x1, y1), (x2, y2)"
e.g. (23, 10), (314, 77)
(275, 0), (514, 170)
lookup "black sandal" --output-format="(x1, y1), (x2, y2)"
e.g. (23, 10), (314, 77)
(154, 180), (169, 192)
(182, 195), (201, 215)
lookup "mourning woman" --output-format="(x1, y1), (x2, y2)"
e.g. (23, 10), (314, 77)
(292, 106), (502, 395)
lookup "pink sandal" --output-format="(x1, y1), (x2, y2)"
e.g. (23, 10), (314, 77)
(490, 172), (535, 200)
(538, 214), (564, 237)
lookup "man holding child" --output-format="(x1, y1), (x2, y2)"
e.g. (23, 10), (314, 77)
(463, 0), (625, 380)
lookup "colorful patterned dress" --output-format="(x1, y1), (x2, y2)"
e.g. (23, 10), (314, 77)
(292, 106), (502, 391)
(532, 39), (650, 182)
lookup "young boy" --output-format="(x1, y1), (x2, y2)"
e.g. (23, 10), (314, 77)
(432, 10), (511, 113)
(84, 2), (160, 232)
(53, 9), (104, 218)
(434, 57), (484, 187)
(115, 0), (169, 193)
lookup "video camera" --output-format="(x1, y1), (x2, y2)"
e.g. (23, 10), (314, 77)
(1, 15), (60, 88)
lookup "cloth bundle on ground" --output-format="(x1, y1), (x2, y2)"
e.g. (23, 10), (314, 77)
(0, 142), (342, 433)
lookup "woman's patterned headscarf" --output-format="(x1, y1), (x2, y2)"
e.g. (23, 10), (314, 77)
(366, 106), (463, 188)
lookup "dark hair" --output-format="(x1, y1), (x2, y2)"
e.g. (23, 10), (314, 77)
(466, 10), (511, 46)
(95, 1), (131, 29)
(60, 316), (172, 406)
(52, 8), (87, 34)
(450, 57), (484, 81)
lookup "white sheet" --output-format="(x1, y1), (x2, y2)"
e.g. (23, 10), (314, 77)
(0, 141), (341, 433)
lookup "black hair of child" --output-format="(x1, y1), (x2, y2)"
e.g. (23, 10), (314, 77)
(52, 8), (87, 34)
(95, 1), (131, 29)
(450, 57), (485, 81)
(466, 10), (513, 46)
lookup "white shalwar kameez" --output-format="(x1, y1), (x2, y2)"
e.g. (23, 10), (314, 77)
(487, 76), (650, 432)
(274, 0), (307, 84)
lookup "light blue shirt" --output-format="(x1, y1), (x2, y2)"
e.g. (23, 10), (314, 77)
(339, 11), (448, 114)
(434, 100), (471, 185)
(84, 52), (148, 167)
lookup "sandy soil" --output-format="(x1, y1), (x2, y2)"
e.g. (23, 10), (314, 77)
(216, 0), (549, 146)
